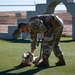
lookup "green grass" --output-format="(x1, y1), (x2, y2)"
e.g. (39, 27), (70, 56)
(0, 37), (75, 75)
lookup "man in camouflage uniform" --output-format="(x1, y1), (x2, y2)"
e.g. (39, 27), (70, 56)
(18, 14), (66, 67)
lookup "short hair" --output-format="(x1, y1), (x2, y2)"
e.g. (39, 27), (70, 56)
(18, 23), (27, 30)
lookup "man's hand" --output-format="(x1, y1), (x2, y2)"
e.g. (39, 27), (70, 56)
(31, 48), (36, 53)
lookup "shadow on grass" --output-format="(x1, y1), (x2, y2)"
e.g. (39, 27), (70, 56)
(1, 39), (31, 43)
(1, 39), (75, 44)
(60, 40), (75, 43)
(0, 65), (60, 75)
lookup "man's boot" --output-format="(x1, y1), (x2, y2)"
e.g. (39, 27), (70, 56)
(55, 56), (66, 66)
(35, 58), (49, 67)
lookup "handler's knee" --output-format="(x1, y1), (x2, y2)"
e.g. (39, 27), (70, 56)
(42, 46), (52, 58)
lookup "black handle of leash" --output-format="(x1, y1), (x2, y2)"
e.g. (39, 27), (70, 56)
(37, 39), (40, 46)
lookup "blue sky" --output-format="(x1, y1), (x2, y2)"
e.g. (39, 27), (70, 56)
(0, 0), (75, 12)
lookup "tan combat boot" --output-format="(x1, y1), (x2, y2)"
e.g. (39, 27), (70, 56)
(35, 58), (49, 67)
(55, 56), (66, 66)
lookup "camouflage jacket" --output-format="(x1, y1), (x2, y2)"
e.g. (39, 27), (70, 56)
(28, 14), (63, 49)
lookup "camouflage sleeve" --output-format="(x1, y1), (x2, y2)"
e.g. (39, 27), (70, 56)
(30, 31), (37, 49)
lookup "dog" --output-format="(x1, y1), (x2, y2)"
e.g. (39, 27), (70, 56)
(20, 52), (41, 66)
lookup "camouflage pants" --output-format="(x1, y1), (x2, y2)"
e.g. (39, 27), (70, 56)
(41, 26), (63, 59)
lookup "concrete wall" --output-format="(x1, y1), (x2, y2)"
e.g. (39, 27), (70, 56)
(0, 0), (75, 40)
(0, 26), (17, 39)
